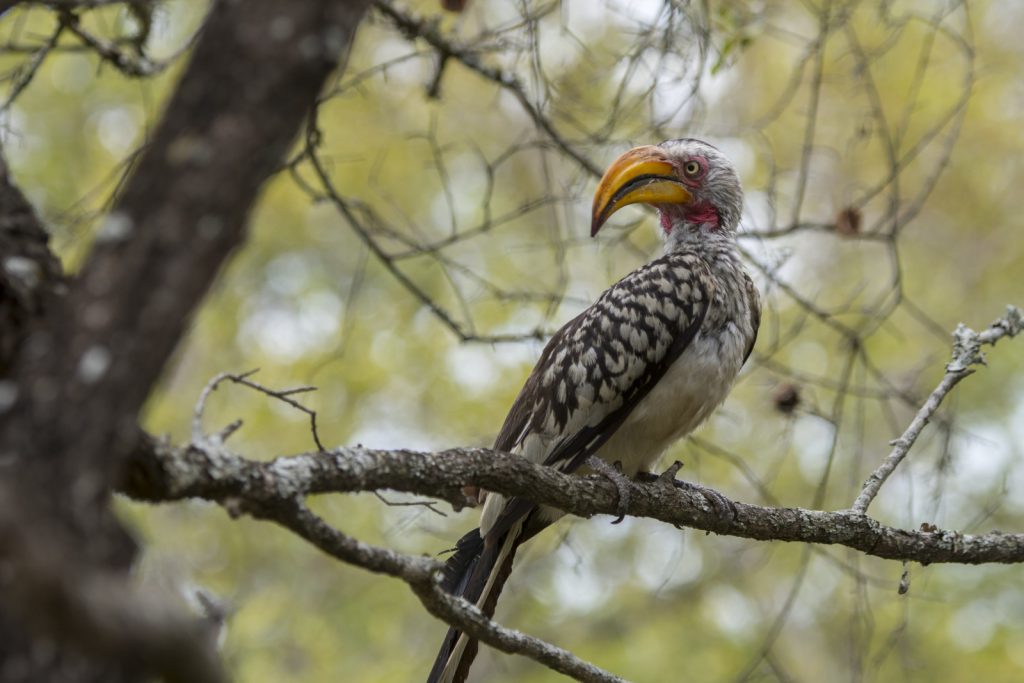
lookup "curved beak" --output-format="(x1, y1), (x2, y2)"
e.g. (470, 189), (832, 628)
(590, 145), (692, 236)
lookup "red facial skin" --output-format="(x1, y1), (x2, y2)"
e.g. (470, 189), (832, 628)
(659, 155), (720, 234)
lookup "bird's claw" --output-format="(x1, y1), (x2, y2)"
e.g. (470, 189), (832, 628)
(587, 457), (631, 523)
(677, 480), (737, 526)
(657, 460), (684, 484)
(637, 461), (736, 526)
(635, 461), (683, 486)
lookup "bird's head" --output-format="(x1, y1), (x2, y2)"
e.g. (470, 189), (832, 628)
(591, 138), (743, 240)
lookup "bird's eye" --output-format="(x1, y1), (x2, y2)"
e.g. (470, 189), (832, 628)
(683, 161), (702, 178)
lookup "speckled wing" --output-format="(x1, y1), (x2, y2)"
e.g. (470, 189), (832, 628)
(487, 250), (713, 538)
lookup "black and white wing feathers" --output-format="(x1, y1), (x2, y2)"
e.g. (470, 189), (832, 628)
(486, 250), (713, 539)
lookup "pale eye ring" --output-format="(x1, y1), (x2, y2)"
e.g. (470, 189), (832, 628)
(682, 160), (702, 178)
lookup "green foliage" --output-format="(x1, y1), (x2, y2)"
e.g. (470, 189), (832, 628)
(3, 0), (1023, 680)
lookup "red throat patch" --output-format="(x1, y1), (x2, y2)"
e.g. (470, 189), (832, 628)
(660, 203), (720, 234)
(686, 203), (719, 228)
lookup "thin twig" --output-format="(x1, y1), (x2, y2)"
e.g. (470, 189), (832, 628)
(192, 369), (326, 452)
(57, 7), (196, 78)
(0, 23), (63, 113)
(372, 491), (448, 517)
(852, 306), (1023, 514)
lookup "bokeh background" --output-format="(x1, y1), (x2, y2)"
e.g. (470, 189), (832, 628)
(2, 0), (1023, 680)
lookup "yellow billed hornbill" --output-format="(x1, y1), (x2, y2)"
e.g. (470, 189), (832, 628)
(427, 139), (761, 683)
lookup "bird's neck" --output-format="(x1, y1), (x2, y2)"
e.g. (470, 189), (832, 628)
(663, 219), (738, 258)
(664, 223), (751, 334)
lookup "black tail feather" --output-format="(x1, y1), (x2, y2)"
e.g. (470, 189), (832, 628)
(426, 526), (520, 683)
(440, 527), (484, 594)
(427, 528), (485, 683)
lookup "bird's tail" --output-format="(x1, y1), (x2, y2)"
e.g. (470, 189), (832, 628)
(426, 523), (522, 683)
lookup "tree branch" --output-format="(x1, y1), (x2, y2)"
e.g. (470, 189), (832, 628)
(124, 436), (1024, 568)
(269, 500), (626, 683)
(372, 0), (603, 177)
(852, 306), (1023, 514)
(122, 308), (1024, 571)
(139, 445), (626, 682)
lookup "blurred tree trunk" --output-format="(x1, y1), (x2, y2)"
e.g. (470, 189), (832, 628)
(0, 1), (371, 680)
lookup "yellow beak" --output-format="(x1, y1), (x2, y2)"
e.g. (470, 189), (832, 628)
(590, 145), (692, 236)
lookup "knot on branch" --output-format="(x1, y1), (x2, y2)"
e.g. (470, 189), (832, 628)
(948, 305), (1022, 374)
(949, 323), (984, 373)
(997, 304), (1023, 338)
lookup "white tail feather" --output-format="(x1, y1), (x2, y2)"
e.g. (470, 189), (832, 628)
(437, 521), (522, 683)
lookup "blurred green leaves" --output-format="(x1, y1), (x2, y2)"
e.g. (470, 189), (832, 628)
(3, 0), (1023, 681)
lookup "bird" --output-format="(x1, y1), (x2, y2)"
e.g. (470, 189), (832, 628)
(426, 138), (761, 683)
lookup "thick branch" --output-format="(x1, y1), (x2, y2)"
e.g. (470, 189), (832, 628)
(124, 436), (1024, 566)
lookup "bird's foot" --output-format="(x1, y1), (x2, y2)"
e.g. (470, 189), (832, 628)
(586, 456), (631, 524)
(637, 461), (737, 526)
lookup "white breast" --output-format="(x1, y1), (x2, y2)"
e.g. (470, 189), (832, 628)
(598, 319), (749, 476)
